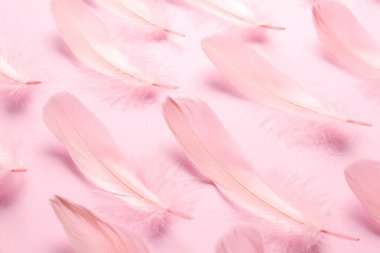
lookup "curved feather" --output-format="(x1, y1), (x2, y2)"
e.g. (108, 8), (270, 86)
(201, 35), (371, 127)
(92, 0), (184, 36)
(186, 0), (284, 30)
(50, 0), (172, 88)
(345, 160), (380, 224)
(51, 195), (150, 253)
(216, 226), (263, 253)
(43, 92), (190, 219)
(313, 0), (380, 79)
(0, 48), (40, 88)
(163, 96), (358, 240)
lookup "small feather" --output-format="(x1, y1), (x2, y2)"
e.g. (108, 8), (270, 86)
(345, 160), (380, 225)
(163, 96), (358, 241)
(43, 92), (191, 222)
(91, 0), (185, 36)
(51, 195), (150, 253)
(0, 47), (40, 89)
(0, 140), (26, 197)
(201, 35), (371, 127)
(313, 0), (380, 79)
(50, 0), (174, 89)
(184, 0), (284, 30)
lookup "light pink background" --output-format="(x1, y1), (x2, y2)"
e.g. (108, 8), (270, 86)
(1, 0), (380, 252)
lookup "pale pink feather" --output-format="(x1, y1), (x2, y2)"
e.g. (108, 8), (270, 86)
(313, 0), (380, 79)
(201, 35), (370, 127)
(345, 160), (380, 225)
(43, 92), (190, 220)
(216, 226), (264, 253)
(0, 47), (40, 88)
(51, 195), (150, 253)
(163, 97), (358, 240)
(91, 0), (184, 36)
(0, 140), (26, 197)
(50, 0), (174, 89)
(185, 0), (284, 30)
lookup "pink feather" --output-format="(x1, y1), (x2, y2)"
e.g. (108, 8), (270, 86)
(163, 96), (358, 241)
(0, 140), (26, 197)
(345, 160), (380, 225)
(43, 92), (191, 222)
(51, 195), (150, 253)
(50, 0), (175, 89)
(90, 0), (184, 36)
(183, 0), (284, 30)
(201, 35), (371, 127)
(216, 226), (264, 253)
(313, 0), (380, 79)
(0, 47), (40, 89)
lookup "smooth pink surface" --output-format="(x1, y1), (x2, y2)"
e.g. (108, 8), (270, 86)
(1, 0), (380, 253)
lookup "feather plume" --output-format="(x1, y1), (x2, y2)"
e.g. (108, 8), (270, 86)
(313, 0), (380, 80)
(216, 226), (264, 253)
(345, 160), (380, 225)
(91, 0), (184, 36)
(201, 35), (371, 127)
(163, 96), (358, 241)
(184, 0), (284, 30)
(51, 195), (150, 253)
(0, 47), (40, 89)
(43, 92), (191, 222)
(50, 0), (175, 89)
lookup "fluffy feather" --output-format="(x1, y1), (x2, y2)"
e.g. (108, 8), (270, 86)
(91, 0), (184, 36)
(184, 0), (284, 30)
(201, 35), (370, 127)
(51, 195), (150, 253)
(345, 160), (380, 225)
(43, 92), (190, 221)
(313, 0), (380, 79)
(163, 97), (358, 240)
(0, 47), (40, 89)
(50, 0), (175, 89)
(216, 226), (263, 253)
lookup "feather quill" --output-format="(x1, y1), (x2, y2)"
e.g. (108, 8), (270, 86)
(91, 0), (184, 36)
(163, 96), (358, 240)
(216, 226), (264, 253)
(0, 47), (40, 88)
(201, 35), (370, 127)
(313, 0), (380, 79)
(50, 0), (174, 89)
(185, 0), (284, 30)
(51, 195), (150, 253)
(345, 160), (380, 225)
(43, 92), (190, 220)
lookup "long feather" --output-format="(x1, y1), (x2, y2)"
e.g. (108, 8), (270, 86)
(0, 47), (40, 88)
(51, 195), (150, 253)
(216, 226), (263, 253)
(313, 0), (380, 80)
(185, 0), (284, 30)
(43, 92), (190, 220)
(50, 0), (174, 89)
(345, 160), (380, 225)
(201, 35), (371, 127)
(91, 0), (184, 36)
(163, 96), (358, 240)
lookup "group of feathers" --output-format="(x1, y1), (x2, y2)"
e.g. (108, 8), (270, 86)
(0, 0), (380, 252)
